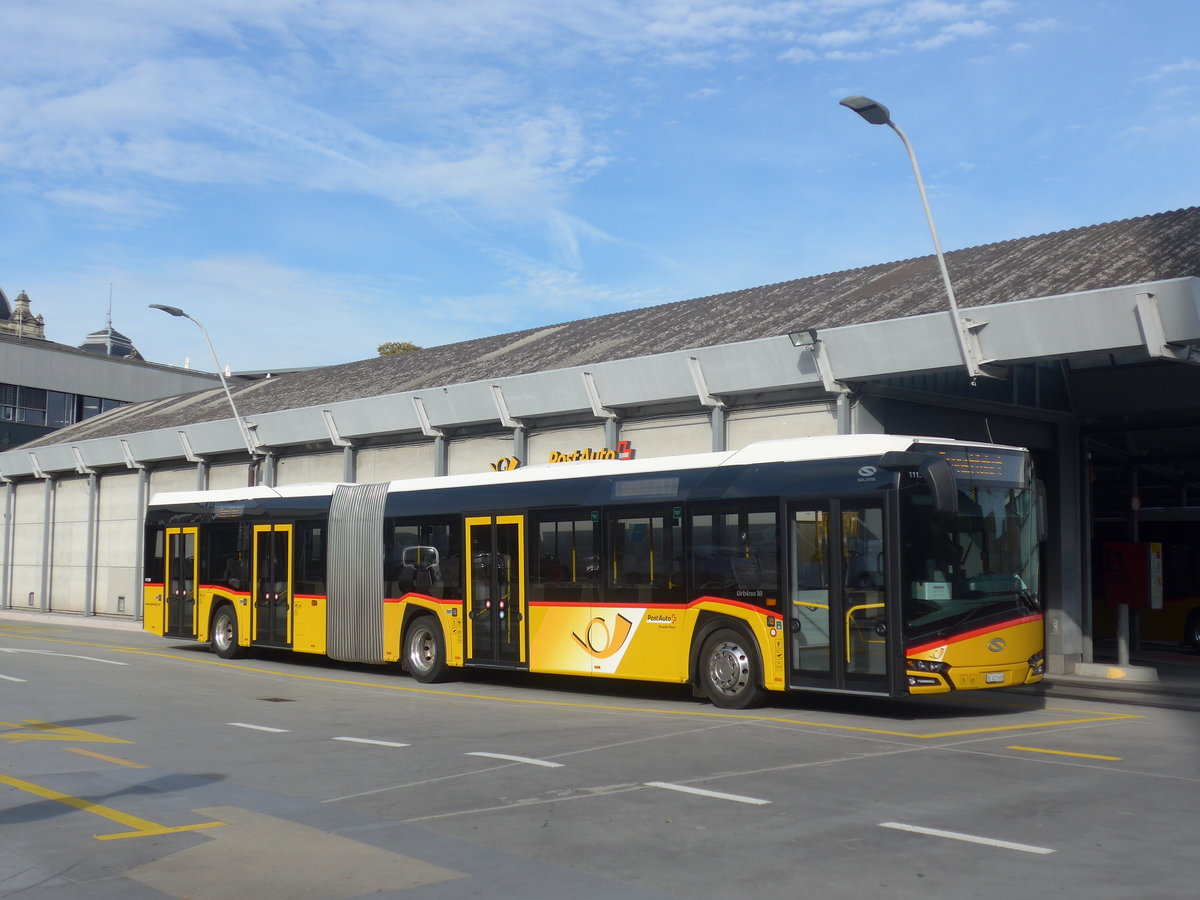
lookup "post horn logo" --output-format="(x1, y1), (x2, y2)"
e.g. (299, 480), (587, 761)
(572, 614), (634, 659)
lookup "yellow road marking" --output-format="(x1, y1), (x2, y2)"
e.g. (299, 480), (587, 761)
(1007, 745), (1123, 761)
(0, 719), (131, 745)
(0, 629), (1143, 741)
(0, 773), (225, 841)
(67, 747), (148, 768)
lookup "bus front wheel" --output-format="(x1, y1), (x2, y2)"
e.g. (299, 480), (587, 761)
(405, 616), (450, 683)
(699, 628), (765, 709)
(211, 605), (246, 660)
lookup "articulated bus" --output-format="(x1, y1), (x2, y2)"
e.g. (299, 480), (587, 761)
(143, 434), (1045, 708)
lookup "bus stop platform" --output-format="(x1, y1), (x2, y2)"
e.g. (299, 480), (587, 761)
(1031, 641), (1200, 711)
(1, 609), (1198, 710)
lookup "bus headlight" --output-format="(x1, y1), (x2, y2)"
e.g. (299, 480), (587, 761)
(1027, 651), (1045, 676)
(907, 658), (949, 675)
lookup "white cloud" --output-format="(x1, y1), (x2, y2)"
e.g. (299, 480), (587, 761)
(780, 46), (819, 63)
(912, 19), (992, 50)
(814, 28), (872, 48)
(1017, 17), (1059, 33)
(1136, 58), (1200, 83)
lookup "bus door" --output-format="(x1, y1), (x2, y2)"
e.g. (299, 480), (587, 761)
(164, 527), (199, 638)
(253, 524), (293, 648)
(787, 499), (889, 693)
(465, 515), (526, 667)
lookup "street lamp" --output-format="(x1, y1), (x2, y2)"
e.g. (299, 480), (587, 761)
(839, 95), (992, 380)
(149, 304), (260, 458)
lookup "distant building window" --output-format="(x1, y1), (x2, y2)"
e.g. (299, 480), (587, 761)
(78, 396), (102, 420)
(1, 385), (49, 425)
(16, 408), (46, 425)
(46, 391), (74, 428)
(17, 386), (46, 411)
(0, 381), (120, 431)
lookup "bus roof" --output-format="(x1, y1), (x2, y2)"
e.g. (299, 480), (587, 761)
(148, 433), (1025, 508)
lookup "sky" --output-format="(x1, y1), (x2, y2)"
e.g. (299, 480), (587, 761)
(1, 0), (1198, 374)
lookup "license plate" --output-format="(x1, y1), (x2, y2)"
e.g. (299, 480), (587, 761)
(985, 672), (1005, 684)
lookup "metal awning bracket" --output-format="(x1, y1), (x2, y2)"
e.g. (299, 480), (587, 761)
(1135, 291), (1200, 365)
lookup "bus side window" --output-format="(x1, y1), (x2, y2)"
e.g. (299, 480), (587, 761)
(201, 522), (244, 591)
(531, 513), (600, 604)
(296, 522), (326, 596)
(145, 527), (165, 583)
(609, 508), (684, 604)
(689, 503), (778, 602)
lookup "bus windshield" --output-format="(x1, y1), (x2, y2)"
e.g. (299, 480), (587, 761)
(901, 470), (1041, 645)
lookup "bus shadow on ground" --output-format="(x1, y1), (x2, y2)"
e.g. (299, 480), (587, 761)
(166, 642), (1046, 720)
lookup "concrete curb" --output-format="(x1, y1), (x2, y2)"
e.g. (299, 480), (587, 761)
(1070, 661), (1159, 682)
(0, 609), (143, 632)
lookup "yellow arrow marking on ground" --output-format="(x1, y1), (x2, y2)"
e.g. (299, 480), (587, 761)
(1007, 745), (1123, 761)
(0, 719), (131, 745)
(67, 747), (148, 768)
(0, 773), (225, 841)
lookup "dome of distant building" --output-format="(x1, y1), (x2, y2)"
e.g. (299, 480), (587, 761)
(79, 326), (143, 359)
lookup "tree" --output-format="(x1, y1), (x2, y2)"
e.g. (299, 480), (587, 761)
(377, 341), (422, 356)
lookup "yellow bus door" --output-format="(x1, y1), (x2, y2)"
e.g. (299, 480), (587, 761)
(465, 515), (526, 666)
(164, 527), (199, 638)
(253, 524), (293, 648)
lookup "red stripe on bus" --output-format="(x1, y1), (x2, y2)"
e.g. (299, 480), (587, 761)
(906, 613), (1043, 655)
(383, 594), (457, 605)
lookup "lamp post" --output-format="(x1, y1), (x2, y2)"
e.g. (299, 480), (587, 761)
(149, 304), (259, 459)
(839, 95), (991, 380)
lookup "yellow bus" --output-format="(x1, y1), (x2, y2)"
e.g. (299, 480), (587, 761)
(143, 434), (1045, 707)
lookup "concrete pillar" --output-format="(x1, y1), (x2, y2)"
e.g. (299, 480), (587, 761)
(710, 406), (726, 452)
(1045, 424), (1084, 674)
(84, 473), (98, 616)
(134, 468), (148, 620)
(263, 454), (278, 488)
(604, 417), (619, 451)
(836, 394), (853, 435)
(1, 481), (13, 610)
(513, 427), (528, 465)
(434, 435), (448, 477)
(40, 477), (55, 613)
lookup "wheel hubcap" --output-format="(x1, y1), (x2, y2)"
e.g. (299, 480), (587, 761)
(410, 629), (433, 672)
(214, 615), (232, 651)
(709, 641), (749, 696)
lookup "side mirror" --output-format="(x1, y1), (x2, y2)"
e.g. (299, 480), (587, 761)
(878, 451), (959, 517)
(919, 456), (958, 517)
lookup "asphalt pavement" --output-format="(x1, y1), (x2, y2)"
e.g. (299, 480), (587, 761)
(1, 608), (1198, 709)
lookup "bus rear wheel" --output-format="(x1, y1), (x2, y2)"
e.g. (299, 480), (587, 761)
(405, 616), (450, 683)
(699, 628), (765, 709)
(211, 605), (246, 660)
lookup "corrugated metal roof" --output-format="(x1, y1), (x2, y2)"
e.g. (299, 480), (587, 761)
(28, 207), (1200, 447)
